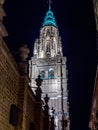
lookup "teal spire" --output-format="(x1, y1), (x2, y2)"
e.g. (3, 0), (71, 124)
(42, 3), (57, 27)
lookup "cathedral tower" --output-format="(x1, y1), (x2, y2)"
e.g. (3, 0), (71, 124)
(29, 3), (69, 130)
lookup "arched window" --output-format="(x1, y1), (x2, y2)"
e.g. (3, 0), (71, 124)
(48, 68), (54, 79)
(40, 70), (45, 80)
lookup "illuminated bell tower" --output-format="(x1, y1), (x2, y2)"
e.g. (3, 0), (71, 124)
(29, 3), (69, 130)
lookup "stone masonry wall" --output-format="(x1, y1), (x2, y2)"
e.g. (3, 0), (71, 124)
(0, 42), (19, 130)
(0, 42), (47, 130)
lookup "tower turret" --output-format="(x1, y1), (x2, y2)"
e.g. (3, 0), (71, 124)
(33, 5), (63, 59)
(29, 2), (70, 130)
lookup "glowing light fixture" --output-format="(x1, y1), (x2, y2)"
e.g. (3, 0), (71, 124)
(42, 5), (57, 27)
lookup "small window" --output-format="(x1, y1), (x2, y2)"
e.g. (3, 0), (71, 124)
(48, 68), (54, 79)
(9, 104), (19, 126)
(40, 70), (45, 80)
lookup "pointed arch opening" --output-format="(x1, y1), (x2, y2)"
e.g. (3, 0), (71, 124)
(40, 70), (45, 80)
(48, 68), (54, 79)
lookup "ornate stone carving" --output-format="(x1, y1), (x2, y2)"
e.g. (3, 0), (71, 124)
(19, 44), (30, 61)
(44, 94), (50, 115)
(35, 75), (43, 101)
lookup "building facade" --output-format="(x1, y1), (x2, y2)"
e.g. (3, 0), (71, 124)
(89, 1), (98, 130)
(29, 4), (70, 130)
(89, 68), (98, 130)
(0, 1), (50, 130)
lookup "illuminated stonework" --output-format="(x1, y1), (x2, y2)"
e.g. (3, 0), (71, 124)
(33, 25), (62, 58)
(29, 5), (70, 130)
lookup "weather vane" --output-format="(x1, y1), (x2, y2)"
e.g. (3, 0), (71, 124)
(48, 0), (52, 10)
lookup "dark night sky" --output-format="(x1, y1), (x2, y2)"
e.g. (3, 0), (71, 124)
(3, 0), (97, 130)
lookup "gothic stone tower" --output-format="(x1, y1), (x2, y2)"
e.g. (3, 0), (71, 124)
(29, 4), (69, 130)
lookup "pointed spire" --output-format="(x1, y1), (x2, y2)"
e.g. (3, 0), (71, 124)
(42, 0), (57, 27)
(48, 0), (52, 10)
